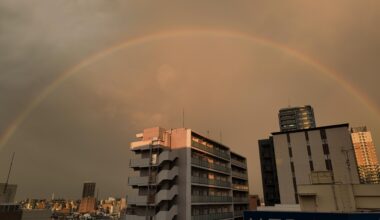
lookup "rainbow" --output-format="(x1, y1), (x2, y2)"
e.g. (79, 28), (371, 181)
(0, 28), (378, 150)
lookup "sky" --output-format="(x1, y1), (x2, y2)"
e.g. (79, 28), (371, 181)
(0, 0), (380, 201)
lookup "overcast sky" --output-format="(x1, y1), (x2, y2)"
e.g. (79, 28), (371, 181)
(1, 0), (380, 201)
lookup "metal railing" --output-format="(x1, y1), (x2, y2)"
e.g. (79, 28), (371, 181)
(233, 197), (249, 203)
(232, 171), (248, 179)
(231, 159), (247, 168)
(191, 157), (230, 173)
(191, 176), (231, 188)
(192, 195), (232, 203)
(232, 184), (249, 191)
(191, 141), (230, 160)
(191, 212), (233, 220)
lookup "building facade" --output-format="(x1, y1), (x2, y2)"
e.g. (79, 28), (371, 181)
(82, 182), (96, 198)
(260, 124), (359, 205)
(350, 126), (380, 184)
(278, 105), (316, 132)
(126, 127), (249, 220)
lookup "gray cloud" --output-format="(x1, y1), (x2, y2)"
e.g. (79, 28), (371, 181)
(0, 0), (379, 201)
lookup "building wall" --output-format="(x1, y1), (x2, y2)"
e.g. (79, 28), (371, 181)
(272, 124), (359, 205)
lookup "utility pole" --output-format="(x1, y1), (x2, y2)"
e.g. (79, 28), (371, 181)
(4, 152), (15, 194)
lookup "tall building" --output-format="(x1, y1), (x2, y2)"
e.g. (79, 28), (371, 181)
(351, 126), (380, 184)
(259, 124), (359, 205)
(82, 182), (96, 198)
(79, 182), (96, 214)
(126, 127), (249, 220)
(258, 138), (280, 206)
(278, 105), (316, 132)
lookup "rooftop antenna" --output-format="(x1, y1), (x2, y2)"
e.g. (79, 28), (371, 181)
(219, 131), (223, 142)
(207, 130), (210, 137)
(288, 97), (291, 108)
(182, 108), (185, 128)
(3, 152), (15, 194)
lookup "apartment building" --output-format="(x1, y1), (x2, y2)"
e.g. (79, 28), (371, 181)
(126, 127), (249, 220)
(259, 124), (359, 205)
(351, 126), (380, 184)
(278, 105), (316, 132)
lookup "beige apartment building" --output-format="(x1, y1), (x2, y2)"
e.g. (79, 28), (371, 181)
(126, 127), (249, 220)
(351, 126), (380, 184)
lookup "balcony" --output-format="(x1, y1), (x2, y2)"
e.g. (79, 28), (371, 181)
(231, 159), (247, 169)
(128, 167), (178, 186)
(191, 157), (230, 174)
(192, 195), (232, 203)
(234, 210), (244, 217)
(233, 197), (249, 203)
(155, 205), (178, 220)
(130, 151), (178, 168)
(128, 186), (178, 206)
(232, 171), (248, 180)
(232, 184), (249, 191)
(192, 141), (230, 160)
(191, 176), (231, 188)
(128, 176), (150, 186)
(191, 212), (233, 220)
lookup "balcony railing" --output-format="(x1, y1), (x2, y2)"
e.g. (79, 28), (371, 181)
(191, 212), (233, 220)
(231, 159), (247, 169)
(234, 210), (244, 217)
(191, 141), (230, 160)
(192, 195), (232, 203)
(191, 157), (230, 173)
(233, 197), (249, 203)
(191, 176), (231, 188)
(232, 171), (248, 179)
(232, 184), (249, 191)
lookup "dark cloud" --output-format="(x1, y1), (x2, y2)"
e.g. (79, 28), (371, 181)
(0, 0), (379, 200)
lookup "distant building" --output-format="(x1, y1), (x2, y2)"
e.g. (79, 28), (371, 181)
(350, 126), (380, 184)
(248, 195), (260, 211)
(126, 127), (249, 220)
(78, 197), (96, 214)
(79, 182), (96, 214)
(259, 123), (360, 205)
(0, 183), (17, 204)
(82, 182), (96, 198)
(278, 105), (316, 132)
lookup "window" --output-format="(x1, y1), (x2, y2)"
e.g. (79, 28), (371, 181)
(290, 162), (295, 173)
(288, 147), (293, 157)
(320, 129), (327, 140)
(323, 144), (330, 155)
(325, 159), (333, 171)
(309, 161), (314, 171)
(307, 145), (312, 156)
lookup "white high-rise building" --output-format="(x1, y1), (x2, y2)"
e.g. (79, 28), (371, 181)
(126, 127), (249, 220)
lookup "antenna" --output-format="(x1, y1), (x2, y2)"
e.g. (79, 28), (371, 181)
(288, 98), (291, 108)
(4, 152), (15, 194)
(182, 108), (185, 128)
(219, 131), (223, 142)
(207, 130), (210, 137)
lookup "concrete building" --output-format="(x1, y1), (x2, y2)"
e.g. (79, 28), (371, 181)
(350, 126), (380, 184)
(278, 105), (316, 132)
(259, 123), (360, 205)
(126, 127), (249, 220)
(298, 171), (380, 212)
(0, 183), (17, 204)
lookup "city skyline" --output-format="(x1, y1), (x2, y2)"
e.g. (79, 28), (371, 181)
(1, 1), (380, 202)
